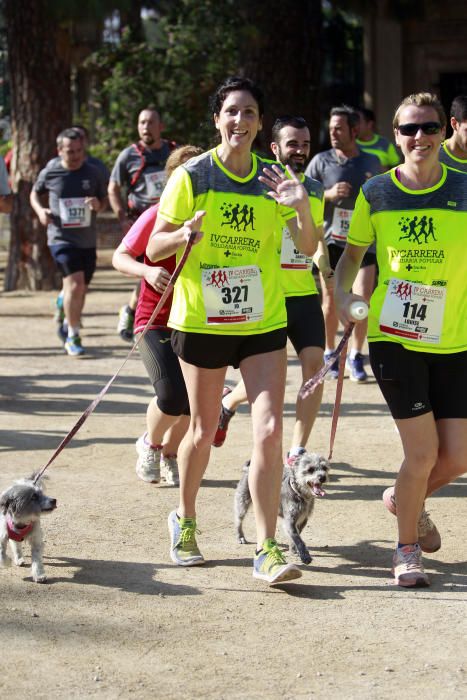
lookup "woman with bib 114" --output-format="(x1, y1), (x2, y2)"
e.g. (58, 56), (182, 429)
(334, 92), (467, 587)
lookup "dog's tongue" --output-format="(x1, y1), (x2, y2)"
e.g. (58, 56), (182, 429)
(311, 485), (326, 497)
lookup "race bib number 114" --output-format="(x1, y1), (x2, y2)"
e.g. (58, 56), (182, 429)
(379, 278), (446, 344)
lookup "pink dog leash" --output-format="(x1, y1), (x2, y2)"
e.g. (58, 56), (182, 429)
(299, 323), (354, 461)
(33, 232), (196, 484)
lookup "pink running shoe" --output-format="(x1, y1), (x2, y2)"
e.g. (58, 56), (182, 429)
(212, 387), (235, 448)
(382, 486), (441, 553)
(392, 544), (429, 587)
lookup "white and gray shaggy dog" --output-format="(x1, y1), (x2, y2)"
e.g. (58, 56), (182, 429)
(0, 476), (57, 583)
(234, 453), (330, 565)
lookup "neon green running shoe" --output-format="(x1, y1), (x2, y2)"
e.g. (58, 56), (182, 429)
(253, 538), (302, 585)
(168, 510), (205, 566)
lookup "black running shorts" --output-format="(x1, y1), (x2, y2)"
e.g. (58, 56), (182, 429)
(328, 243), (376, 270)
(171, 328), (287, 369)
(369, 341), (467, 420)
(286, 294), (325, 354)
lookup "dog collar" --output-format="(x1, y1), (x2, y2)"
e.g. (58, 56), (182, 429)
(6, 516), (33, 542)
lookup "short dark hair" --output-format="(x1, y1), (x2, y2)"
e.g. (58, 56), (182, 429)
(56, 128), (82, 148)
(359, 107), (376, 123)
(210, 76), (265, 118)
(450, 95), (467, 122)
(271, 115), (309, 142)
(330, 105), (360, 130)
(72, 124), (89, 138)
(138, 106), (161, 119)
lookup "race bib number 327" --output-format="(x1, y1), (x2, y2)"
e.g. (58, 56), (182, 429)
(202, 265), (264, 324)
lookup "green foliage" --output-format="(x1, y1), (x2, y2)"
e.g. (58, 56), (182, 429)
(0, 139), (11, 157)
(85, 1), (244, 168)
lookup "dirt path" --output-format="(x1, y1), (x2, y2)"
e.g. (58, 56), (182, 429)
(1, 250), (466, 699)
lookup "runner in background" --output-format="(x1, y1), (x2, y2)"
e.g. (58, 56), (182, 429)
(108, 107), (176, 342)
(438, 94), (467, 172)
(334, 92), (467, 587)
(213, 115), (333, 466)
(357, 107), (400, 171)
(306, 105), (380, 382)
(30, 128), (107, 356)
(112, 145), (202, 487)
(53, 125), (110, 332)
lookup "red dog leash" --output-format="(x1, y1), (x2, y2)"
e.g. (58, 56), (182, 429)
(33, 232), (196, 484)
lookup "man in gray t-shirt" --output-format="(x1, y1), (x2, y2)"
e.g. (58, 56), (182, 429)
(305, 105), (380, 383)
(30, 128), (106, 357)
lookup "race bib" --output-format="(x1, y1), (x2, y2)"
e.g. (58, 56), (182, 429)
(329, 207), (353, 242)
(144, 171), (166, 202)
(379, 278), (446, 344)
(202, 265), (264, 324)
(59, 198), (91, 228)
(280, 226), (313, 270)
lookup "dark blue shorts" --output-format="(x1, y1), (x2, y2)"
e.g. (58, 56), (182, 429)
(369, 341), (467, 420)
(49, 245), (97, 285)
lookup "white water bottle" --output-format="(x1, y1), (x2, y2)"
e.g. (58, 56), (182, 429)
(349, 300), (368, 320)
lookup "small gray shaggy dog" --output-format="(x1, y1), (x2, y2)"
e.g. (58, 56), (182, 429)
(0, 476), (57, 583)
(234, 453), (330, 565)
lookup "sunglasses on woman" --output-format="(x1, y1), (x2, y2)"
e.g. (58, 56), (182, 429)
(397, 122), (442, 136)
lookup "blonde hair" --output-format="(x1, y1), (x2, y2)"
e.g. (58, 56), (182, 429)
(393, 92), (446, 129)
(166, 145), (203, 178)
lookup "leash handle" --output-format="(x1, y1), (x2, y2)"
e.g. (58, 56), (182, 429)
(34, 232), (197, 484)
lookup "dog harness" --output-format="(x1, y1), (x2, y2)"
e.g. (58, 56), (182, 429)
(6, 516), (33, 542)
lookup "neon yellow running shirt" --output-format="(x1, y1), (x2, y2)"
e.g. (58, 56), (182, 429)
(276, 174), (324, 297)
(158, 149), (296, 335)
(347, 164), (467, 353)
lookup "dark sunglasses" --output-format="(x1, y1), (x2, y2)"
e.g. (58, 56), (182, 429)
(397, 122), (442, 136)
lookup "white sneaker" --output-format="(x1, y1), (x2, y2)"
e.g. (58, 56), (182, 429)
(135, 434), (161, 483)
(160, 455), (180, 486)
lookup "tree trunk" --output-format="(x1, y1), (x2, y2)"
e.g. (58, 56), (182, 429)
(4, 0), (72, 290)
(238, 0), (323, 156)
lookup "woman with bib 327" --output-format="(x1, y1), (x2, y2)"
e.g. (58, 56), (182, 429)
(146, 76), (319, 585)
(334, 92), (467, 587)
